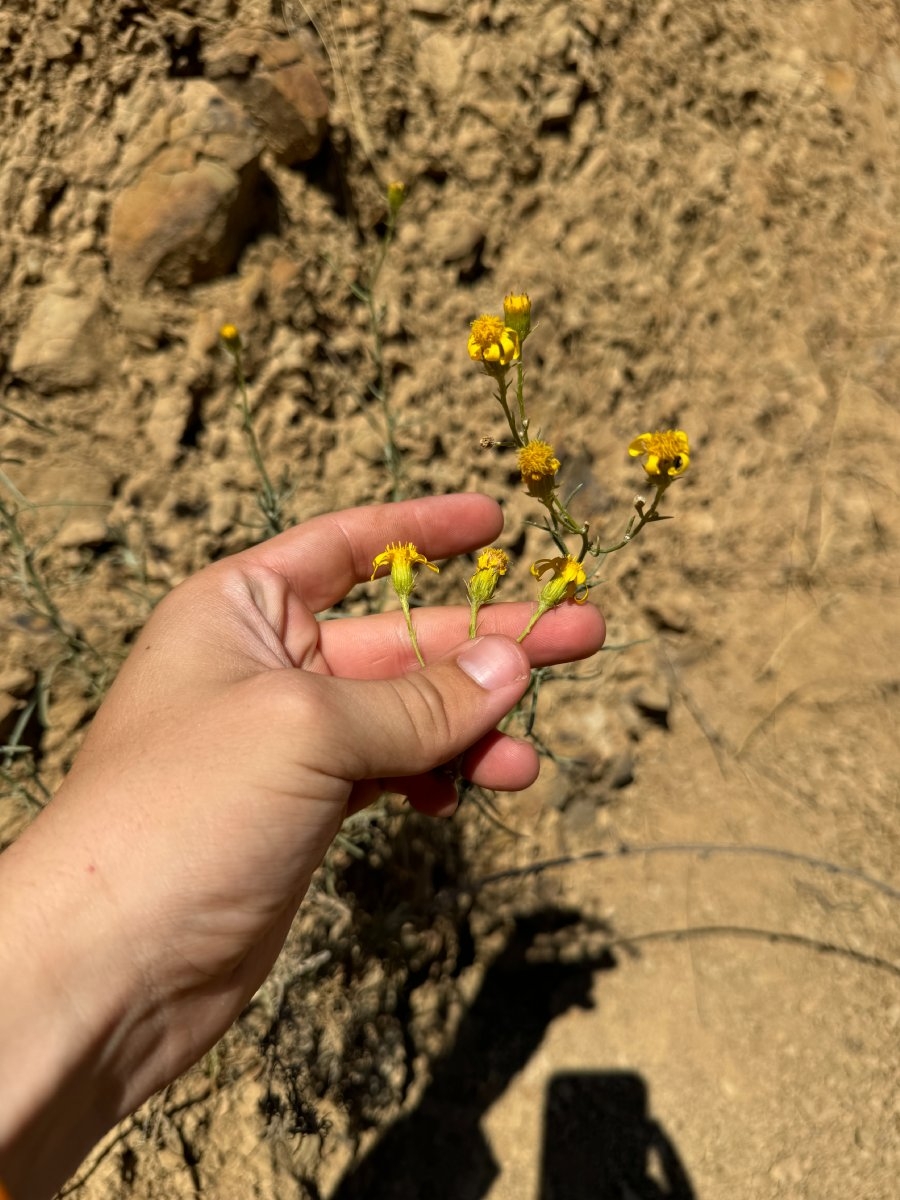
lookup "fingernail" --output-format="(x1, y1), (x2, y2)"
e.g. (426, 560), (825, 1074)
(457, 636), (529, 690)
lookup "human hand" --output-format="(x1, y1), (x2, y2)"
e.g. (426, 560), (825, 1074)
(0, 493), (604, 1198)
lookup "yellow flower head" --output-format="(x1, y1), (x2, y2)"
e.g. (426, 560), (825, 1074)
(531, 555), (590, 609)
(386, 180), (406, 216)
(476, 547), (510, 574)
(371, 541), (439, 598)
(628, 429), (690, 480)
(219, 323), (241, 352)
(517, 440), (561, 499)
(467, 314), (520, 369)
(467, 546), (509, 606)
(503, 292), (532, 342)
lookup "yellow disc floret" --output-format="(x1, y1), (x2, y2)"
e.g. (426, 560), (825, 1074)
(628, 430), (690, 479)
(517, 439), (561, 499)
(467, 315), (520, 368)
(475, 547), (510, 575)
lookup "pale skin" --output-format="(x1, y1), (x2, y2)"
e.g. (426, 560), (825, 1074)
(0, 494), (605, 1199)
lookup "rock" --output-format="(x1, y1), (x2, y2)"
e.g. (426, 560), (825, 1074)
(40, 25), (77, 63)
(10, 275), (107, 392)
(540, 78), (583, 130)
(604, 752), (636, 790)
(629, 682), (672, 725)
(56, 517), (109, 550)
(108, 82), (264, 289)
(145, 388), (194, 463)
(424, 210), (486, 267)
(410, 0), (453, 13)
(643, 596), (693, 633)
(0, 668), (35, 745)
(0, 667), (34, 698)
(416, 32), (465, 97)
(117, 297), (170, 349)
(207, 29), (329, 166)
(562, 794), (598, 839)
(267, 254), (303, 319)
(257, 63), (329, 164)
(19, 166), (67, 235)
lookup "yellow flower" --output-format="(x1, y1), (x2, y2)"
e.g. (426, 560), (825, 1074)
(386, 180), (406, 216)
(531, 555), (589, 607)
(476, 547), (509, 574)
(467, 547), (509, 605)
(466, 547), (510, 637)
(371, 541), (439, 598)
(503, 292), (532, 342)
(517, 440), (560, 499)
(467, 314), (520, 368)
(628, 430), (690, 479)
(219, 323), (241, 350)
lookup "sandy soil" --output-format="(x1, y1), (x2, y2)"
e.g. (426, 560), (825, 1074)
(1, 0), (899, 1196)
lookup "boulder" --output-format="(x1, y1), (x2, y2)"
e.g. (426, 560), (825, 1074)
(206, 28), (329, 166)
(108, 81), (264, 289)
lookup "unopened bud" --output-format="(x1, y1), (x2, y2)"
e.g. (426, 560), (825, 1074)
(503, 292), (532, 343)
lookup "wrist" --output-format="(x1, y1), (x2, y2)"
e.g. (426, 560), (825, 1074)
(0, 804), (167, 1199)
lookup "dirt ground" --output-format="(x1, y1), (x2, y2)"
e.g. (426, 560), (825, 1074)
(2, 0), (899, 1196)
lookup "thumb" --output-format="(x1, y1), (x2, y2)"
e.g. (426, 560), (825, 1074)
(320, 635), (533, 783)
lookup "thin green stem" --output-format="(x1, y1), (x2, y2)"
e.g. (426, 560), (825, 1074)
(516, 605), (546, 643)
(515, 361), (528, 440)
(547, 493), (587, 537)
(592, 480), (670, 557)
(468, 602), (480, 639)
(228, 348), (286, 538)
(400, 596), (425, 667)
(495, 374), (524, 446)
(0, 483), (108, 693)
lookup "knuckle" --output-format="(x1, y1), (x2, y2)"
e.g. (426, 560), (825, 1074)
(403, 671), (454, 746)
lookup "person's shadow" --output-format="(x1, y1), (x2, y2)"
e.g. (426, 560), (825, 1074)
(539, 1071), (694, 1199)
(329, 906), (694, 1199)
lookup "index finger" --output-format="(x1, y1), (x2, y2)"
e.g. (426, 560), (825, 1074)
(235, 494), (504, 613)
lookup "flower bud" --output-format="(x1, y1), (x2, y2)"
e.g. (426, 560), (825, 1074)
(467, 547), (509, 605)
(219, 323), (242, 353)
(387, 180), (407, 218)
(503, 292), (532, 343)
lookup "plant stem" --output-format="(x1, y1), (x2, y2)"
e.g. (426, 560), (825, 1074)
(229, 349), (285, 538)
(516, 606), (546, 643)
(0, 481), (108, 693)
(593, 481), (669, 557)
(400, 596), (425, 667)
(468, 603), (479, 640)
(515, 361), (528, 439)
(495, 374), (523, 446)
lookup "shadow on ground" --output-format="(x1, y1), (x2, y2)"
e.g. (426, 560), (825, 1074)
(540, 1071), (695, 1199)
(330, 906), (694, 1199)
